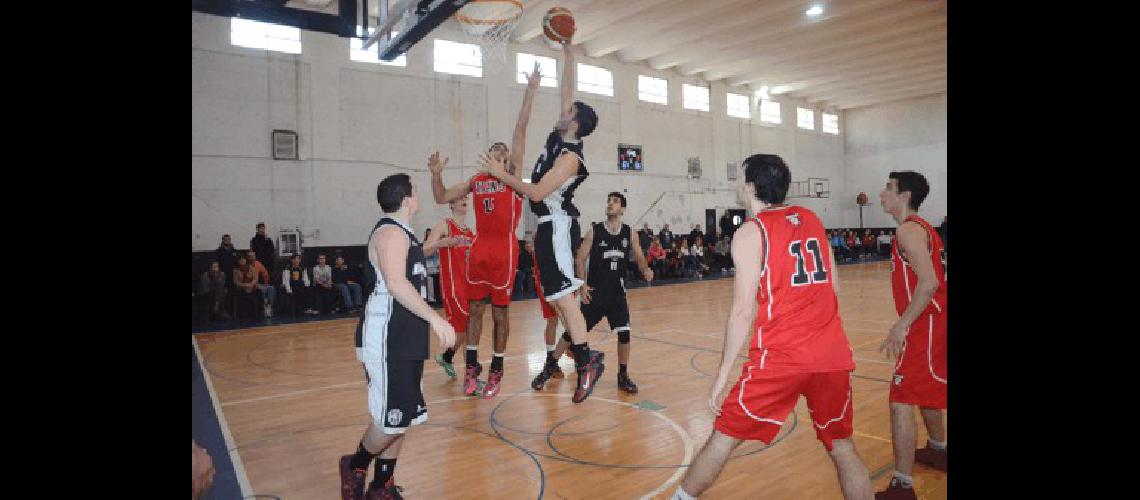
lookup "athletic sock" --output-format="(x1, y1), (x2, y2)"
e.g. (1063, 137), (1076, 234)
(466, 345), (478, 367)
(349, 441), (378, 470)
(571, 343), (590, 369)
(441, 348), (456, 364)
(927, 439), (946, 451)
(545, 344), (558, 366)
(619, 363), (628, 376)
(892, 471), (914, 488)
(371, 458), (397, 490)
(491, 352), (504, 372)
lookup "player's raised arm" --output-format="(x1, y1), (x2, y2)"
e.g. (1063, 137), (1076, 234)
(428, 152), (472, 204)
(560, 41), (576, 120)
(373, 226), (455, 348)
(709, 221), (762, 415)
(511, 62), (542, 173)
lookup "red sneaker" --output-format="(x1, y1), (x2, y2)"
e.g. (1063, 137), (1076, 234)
(463, 363), (484, 396)
(572, 351), (605, 404)
(482, 369), (503, 399)
(338, 455), (367, 500)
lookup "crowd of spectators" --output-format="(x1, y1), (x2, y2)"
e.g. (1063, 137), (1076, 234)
(197, 217), (928, 326)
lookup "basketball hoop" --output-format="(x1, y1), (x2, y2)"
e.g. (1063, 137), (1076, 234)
(454, 0), (523, 72)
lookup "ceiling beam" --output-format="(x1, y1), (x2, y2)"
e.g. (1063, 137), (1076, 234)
(796, 66), (946, 98)
(725, 38), (944, 87)
(584, 0), (801, 59)
(778, 58), (946, 94)
(835, 89), (946, 110)
(808, 74), (946, 103)
(823, 81), (947, 109)
(681, 0), (943, 77)
(648, 0), (938, 72)
(698, 16), (945, 81)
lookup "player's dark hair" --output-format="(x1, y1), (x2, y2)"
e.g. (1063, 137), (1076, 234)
(607, 191), (626, 207)
(888, 171), (930, 210)
(489, 142), (508, 151)
(573, 101), (597, 138)
(377, 173), (413, 213)
(743, 153), (791, 204)
(256, 222), (265, 228)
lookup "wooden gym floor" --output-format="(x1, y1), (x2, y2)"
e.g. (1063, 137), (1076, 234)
(193, 260), (947, 499)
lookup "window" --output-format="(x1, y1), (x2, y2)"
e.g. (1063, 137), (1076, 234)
(577, 63), (614, 96)
(683, 84), (710, 111)
(726, 93), (750, 119)
(230, 18), (301, 54)
(759, 99), (781, 124)
(516, 53), (557, 87)
(822, 112), (840, 134)
(433, 39), (482, 77)
(350, 27), (407, 66)
(797, 107), (815, 130)
(638, 75), (668, 104)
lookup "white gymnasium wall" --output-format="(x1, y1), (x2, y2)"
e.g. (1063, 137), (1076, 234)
(192, 12), (848, 251)
(842, 93), (947, 229)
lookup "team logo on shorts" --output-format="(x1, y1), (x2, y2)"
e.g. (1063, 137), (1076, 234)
(893, 374), (904, 386)
(622, 238), (628, 248)
(387, 408), (403, 426)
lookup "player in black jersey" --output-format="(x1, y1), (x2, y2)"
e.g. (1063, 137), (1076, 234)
(531, 192), (653, 393)
(480, 40), (606, 404)
(339, 174), (456, 500)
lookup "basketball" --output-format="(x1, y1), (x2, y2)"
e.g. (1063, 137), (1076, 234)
(857, 192), (869, 205)
(542, 6), (575, 49)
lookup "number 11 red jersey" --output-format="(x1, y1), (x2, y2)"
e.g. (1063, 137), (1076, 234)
(750, 206), (854, 373)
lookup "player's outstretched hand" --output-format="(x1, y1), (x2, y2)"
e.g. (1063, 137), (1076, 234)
(428, 151), (449, 175)
(527, 61), (542, 89)
(579, 285), (594, 304)
(431, 316), (456, 349)
(879, 321), (909, 360)
(478, 152), (509, 180)
(642, 267), (654, 283)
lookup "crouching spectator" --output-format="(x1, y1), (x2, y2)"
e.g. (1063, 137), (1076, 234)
(332, 255), (363, 313)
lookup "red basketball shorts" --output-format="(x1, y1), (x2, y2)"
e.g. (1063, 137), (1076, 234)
(889, 312), (947, 409)
(466, 235), (517, 307)
(716, 365), (854, 451)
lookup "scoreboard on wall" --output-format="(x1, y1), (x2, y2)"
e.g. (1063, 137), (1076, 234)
(618, 144), (643, 171)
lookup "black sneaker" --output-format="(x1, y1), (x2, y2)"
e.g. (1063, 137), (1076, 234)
(572, 351), (605, 404)
(531, 363), (556, 390)
(915, 444), (947, 472)
(617, 372), (639, 394)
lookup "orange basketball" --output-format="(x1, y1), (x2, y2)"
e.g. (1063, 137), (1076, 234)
(543, 6), (575, 48)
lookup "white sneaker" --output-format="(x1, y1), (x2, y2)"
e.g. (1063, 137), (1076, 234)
(265, 305), (273, 317)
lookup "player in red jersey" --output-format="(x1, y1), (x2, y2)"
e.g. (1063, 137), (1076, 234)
(669, 154), (872, 500)
(427, 64), (542, 399)
(424, 196), (476, 380)
(875, 171), (947, 500)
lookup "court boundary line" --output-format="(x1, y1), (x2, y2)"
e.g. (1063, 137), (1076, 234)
(194, 337), (253, 497)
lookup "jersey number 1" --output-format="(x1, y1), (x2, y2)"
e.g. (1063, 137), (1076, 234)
(482, 198), (494, 214)
(789, 238), (828, 286)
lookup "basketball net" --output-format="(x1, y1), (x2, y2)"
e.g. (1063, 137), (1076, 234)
(454, 0), (522, 73)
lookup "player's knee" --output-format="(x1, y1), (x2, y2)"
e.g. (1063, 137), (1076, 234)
(617, 328), (630, 344)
